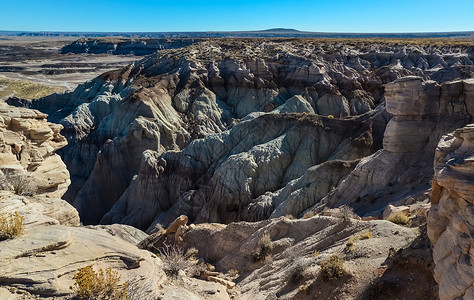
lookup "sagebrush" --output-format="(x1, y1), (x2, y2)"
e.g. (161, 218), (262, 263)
(0, 211), (24, 240)
(72, 265), (128, 300)
(320, 255), (347, 281)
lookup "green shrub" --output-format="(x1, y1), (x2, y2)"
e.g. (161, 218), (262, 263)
(0, 211), (24, 240)
(320, 255), (347, 281)
(72, 265), (128, 300)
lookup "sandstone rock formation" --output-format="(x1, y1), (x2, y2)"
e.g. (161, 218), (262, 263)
(0, 102), (69, 198)
(61, 38), (201, 55)
(0, 192), (231, 300)
(428, 124), (474, 300)
(314, 77), (473, 217)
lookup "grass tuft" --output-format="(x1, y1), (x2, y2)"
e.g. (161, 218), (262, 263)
(387, 212), (410, 225)
(252, 234), (273, 262)
(0, 211), (25, 240)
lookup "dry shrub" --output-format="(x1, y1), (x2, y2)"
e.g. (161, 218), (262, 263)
(185, 247), (199, 260)
(0, 211), (25, 240)
(0, 173), (8, 190)
(388, 212), (410, 225)
(72, 265), (128, 300)
(320, 255), (347, 281)
(303, 211), (315, 219)
(159, 244), (197, 278)
(8, 174), (34, 196)
(1, 172), (34, 196)
(288, 261), (308, 284)
(252, 234), (273, 262)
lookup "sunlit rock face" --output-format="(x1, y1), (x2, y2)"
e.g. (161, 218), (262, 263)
(428, 124), (474, 300)
(0, 102), (70, 198)
(315, 77), (473, 217)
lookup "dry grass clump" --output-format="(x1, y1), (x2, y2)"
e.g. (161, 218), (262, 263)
(72, 265), (128, 300)
(345, 237), (356, 252)
(320, 255), (347, 281)
(359, 229), (372, 240)
(345, 229), (372, 252)
(0, 211), (25, 240)
(252, 234), (273, 262)
(0, 77), (64, 100)
(387, 212), (410, 225)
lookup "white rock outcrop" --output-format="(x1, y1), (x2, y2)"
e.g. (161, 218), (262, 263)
(428, 124), (474, 300)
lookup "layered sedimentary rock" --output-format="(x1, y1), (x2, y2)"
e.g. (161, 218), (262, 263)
(0, 102), (69, 198)
(11, 40), (474, 225)
(316, 77), (473, 217)
(428, 125), (474, 300)
(61, 38), (201, 55)
(102, 110), (386, 230)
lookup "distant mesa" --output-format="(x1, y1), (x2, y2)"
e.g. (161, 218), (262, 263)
(257, 28), (302, 32)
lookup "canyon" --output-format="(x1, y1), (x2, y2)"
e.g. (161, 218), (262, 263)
(1, 38), (473, 299)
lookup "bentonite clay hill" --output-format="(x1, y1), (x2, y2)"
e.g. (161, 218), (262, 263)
(1, 38), (474, 300)
(12, 39), (474, 229)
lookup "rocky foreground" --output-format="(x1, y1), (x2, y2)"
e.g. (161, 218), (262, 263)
(1, 39), (474, 299)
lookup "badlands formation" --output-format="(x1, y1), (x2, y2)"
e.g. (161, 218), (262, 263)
(1, 38), (473, 299)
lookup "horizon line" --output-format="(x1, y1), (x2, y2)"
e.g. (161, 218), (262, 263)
(1, 28), (474, 35)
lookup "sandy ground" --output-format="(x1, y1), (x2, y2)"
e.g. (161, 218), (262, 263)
(0, 36), (143, 92)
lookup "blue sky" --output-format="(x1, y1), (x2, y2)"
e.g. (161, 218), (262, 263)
(1, 0), (473, 33)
